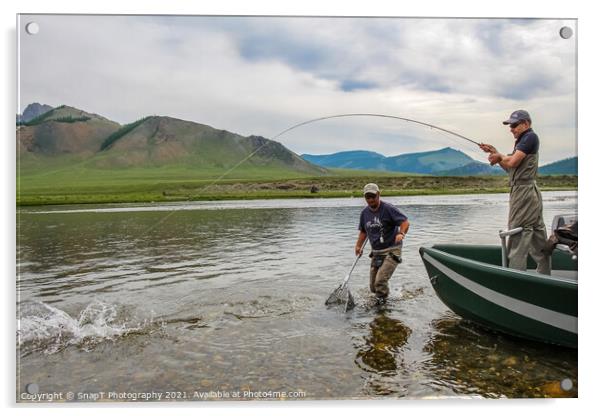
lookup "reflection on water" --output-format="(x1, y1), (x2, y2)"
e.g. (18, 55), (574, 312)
(353, 308), (412, 397)
(16, 191), (578, 400)
(355, 310), (411, 375)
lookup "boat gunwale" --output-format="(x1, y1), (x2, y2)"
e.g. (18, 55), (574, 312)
(424, 244), (578, 287)
(419, 244), (578, 348)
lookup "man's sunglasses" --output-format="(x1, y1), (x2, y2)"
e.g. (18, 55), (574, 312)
(365, 193), (377, 199)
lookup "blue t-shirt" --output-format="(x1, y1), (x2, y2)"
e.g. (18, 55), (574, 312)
(359, 201), (408, 250)
(514, 128), (539, 155)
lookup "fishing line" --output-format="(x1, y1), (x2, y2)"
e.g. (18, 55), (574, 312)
(146, 113), (480, 234)
(143, 138), (275, 233)
(21, 114), (482, 314)
(164, 113), (480, 307)
(269, 113), (482, 146)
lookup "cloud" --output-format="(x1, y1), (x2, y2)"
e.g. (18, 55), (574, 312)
(18, 15), (576, 164)
(214, 18), (574, 100)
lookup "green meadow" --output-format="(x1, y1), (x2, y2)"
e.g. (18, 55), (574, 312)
(17, 160), (577, 206)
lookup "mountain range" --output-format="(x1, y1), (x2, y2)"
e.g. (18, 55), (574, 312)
(17, 104), (327, 178)
(17, 103), (577, 178)
(538, 157), (578, 175)
(302, 149), (577, 176)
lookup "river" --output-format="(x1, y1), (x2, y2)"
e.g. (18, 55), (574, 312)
(16, 191), (578, 401)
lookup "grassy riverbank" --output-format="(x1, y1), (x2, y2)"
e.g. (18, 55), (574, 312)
(17, 169), (577, 206)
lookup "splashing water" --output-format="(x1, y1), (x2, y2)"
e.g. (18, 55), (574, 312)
(17, 301), (157, 355)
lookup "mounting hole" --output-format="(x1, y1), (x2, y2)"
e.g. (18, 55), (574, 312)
(25, 22), (40, 35)
(25, 383), (39, 394)
(559, 26), (573, 39)
(560, 378), (573, 391)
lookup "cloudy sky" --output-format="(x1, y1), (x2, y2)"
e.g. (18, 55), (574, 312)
(18, 15), (577, 164)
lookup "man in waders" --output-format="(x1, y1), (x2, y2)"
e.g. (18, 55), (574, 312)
(355, 183), (410, 301)
(480, 110), (551, 274)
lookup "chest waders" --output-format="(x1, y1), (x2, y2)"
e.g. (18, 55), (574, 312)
(369, 246), (402, 268)
(506, 151), (551, 274)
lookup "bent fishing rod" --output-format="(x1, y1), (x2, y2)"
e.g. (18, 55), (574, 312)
(206, 112), (482, 187)
(269, 113), (482, 147)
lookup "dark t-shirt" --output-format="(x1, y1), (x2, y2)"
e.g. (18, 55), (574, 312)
(514, 128), (539, 155)
(358, 201), (408, 250)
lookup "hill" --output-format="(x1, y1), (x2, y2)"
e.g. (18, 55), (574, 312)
(87, 115), (327, 175)
(436, 161), (504, 176)
(17, 106), (328, 198)
(302, 151), (387, 170)
(16, 102), (53, 123)
(17, 105), (121, 157)
(539, 157), (577, 175)
(303, 147), (486, 175)
(302, 148), (576, 176)
(384, 147), (474, 174)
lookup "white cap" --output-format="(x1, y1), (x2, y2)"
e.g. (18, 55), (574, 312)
(363, 183), (380, 195)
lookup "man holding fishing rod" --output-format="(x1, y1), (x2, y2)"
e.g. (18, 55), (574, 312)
(479, 110), (551, 275)
(355, 183), (410, 301)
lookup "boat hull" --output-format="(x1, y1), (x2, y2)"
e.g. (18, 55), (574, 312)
(419, 244), (577, 348)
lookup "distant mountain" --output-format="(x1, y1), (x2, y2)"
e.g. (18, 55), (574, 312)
(539, 157), (577, 175)
(303, 147), (490, 175)
(437, 161), (504, 176)
(17, 105), (121, 156)
(302, 147), (579, 176)
(16, 102), (54, 123)
(16, 104), (327, 176)
(384, 147), (474, 174)
(302, 151), (387, 170)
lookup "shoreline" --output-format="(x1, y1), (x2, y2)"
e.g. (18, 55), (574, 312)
(16, 185), (577, 207)
(17, 173), (577, 207)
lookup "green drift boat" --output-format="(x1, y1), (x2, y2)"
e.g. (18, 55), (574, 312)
(419, 219), (577, 348)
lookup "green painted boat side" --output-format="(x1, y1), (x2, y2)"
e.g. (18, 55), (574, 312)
(419, 245), (577, 348)
(432, 244), (577, 272)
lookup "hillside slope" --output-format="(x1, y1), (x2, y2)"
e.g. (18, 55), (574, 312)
(303, 147), (479, 174)
(302, 151), (387, 170)
(17, 106), (328, 189)
(539, 157), (577, 175)
(17, 105), (121, 157)
(93, 115), (326, 174)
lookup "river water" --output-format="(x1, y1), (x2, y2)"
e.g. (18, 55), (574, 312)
(16, 191), (578, 401)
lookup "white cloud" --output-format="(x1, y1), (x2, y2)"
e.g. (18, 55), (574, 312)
(18, 15), (576, 165)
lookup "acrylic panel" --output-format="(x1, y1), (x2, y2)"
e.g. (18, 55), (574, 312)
(16, 15), (578, 402)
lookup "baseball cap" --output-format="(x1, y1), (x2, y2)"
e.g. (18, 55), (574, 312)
(503, 110), (531, 125)
(363, 183), (380, 195)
